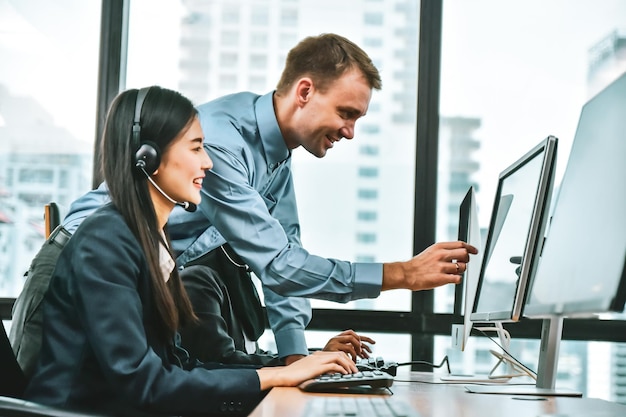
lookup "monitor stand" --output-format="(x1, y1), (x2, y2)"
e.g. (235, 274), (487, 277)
(465, 316), (583, 396)
(442, 322), (520, 384)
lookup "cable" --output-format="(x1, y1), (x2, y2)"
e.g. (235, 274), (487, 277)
(472, 327), (537, 380)
(359, 355), (451, 377)
(219, 245), (250, 271)
(396, 355), (451, 374)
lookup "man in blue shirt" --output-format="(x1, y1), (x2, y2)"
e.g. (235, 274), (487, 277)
(167, 33), (476, 364)
(12, 33), (476, 369)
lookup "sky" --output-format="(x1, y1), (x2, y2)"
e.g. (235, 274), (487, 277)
(0, 0), (100, 141)
(439, 0), (626, 220)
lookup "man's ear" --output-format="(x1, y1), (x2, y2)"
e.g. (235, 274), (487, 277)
(294, 77), (314, 106)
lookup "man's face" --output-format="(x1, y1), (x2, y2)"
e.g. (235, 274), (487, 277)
(295, 68), (372, 158)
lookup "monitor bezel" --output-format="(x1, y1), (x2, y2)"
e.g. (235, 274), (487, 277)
(470, 135), (558, 323)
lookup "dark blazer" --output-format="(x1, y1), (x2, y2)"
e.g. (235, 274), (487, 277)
(24, 204), (264, 417)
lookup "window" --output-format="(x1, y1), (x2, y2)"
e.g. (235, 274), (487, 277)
(221, 31), (239, 47)
(220, 52), (238, 68)
(280, 9), (298, 26)
(364, 37), (383, 47)
(357, 189), (378, 200)
(356, 232), (377, 244)
(358, 167), (379, 178)
(364, 12), (383, 26)
(250, 32), (268, 48)
(251, 7), (269, 26)
(249, 54), (267, 69)
(0, 1), (100, 298)
(437, 0), (626, 402)
(18, 169), (53, 184)
(222, 5), (240, 24)
(360, 124), (380, 134)
(357, 211), (377, 222)
(126, 2), (421, 329)
(359, 145), (380, 156)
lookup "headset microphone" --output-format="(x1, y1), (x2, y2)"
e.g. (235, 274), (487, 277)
(136, 163), (197, 212)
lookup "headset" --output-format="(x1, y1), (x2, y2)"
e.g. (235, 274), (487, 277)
(132, 87), (161, 175)
(131, 87), (196, 212)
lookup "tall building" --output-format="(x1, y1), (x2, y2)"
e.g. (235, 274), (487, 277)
(587, 29), (626, 99)
(0, 85), (92, 296)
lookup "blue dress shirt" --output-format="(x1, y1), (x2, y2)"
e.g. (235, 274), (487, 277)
(64, 91), (383, 358)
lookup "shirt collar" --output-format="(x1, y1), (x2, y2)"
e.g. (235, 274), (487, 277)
(158, 230), (175, 282)
(255, 91), (291, 166)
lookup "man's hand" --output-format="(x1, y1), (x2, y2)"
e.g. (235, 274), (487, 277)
(282, 330), (376, 365)
(382, 241), (478, 291)
(322, 329), (375, 361)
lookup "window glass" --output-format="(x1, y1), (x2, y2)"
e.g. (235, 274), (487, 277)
(437, 335), (626, 403)
(437, 0), (626, 404)
(259, 329), (412, 366)
(126, 0), (421, 319)
(0, 0), (100, 297)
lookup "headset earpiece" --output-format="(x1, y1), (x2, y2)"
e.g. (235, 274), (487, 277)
(135, 141), (161, 175)
(132, 87), (161, 176)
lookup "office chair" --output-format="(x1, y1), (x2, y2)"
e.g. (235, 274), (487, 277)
(44, 202), (61, 239)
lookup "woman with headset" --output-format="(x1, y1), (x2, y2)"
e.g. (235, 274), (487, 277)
(24, 86), (356, 416)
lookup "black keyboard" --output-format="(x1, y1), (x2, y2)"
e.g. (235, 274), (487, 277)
(306, 396), (421, 417)
(299, 370), (394, 393)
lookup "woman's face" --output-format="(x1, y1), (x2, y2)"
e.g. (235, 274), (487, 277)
(152, 116), (212, 209)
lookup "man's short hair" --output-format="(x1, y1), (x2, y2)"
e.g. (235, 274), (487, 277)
(276, 33), (382, 94)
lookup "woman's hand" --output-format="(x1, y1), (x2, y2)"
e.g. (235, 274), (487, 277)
(323, 329), (375, 361)
(256, 351), (357, 390)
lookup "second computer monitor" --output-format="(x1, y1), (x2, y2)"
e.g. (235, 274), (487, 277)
(525, 72), (626, 318)
(470, 136), (558, 323)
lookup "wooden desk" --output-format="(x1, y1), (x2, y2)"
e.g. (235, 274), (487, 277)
(248, 372), (626, 417)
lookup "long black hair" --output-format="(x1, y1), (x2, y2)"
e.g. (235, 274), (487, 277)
(99, 86), (198, 341)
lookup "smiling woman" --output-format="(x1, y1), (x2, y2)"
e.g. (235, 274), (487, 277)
(20, 86), (358, 416)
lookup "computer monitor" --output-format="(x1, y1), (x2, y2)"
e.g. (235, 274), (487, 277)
(452, 186), (483, 352)
(445, 187), (515, 383)
(470, 135), (558, 324)
(522, 71), (626, 393)
(467, 71), (626, 397)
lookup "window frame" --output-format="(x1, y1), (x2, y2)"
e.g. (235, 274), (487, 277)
(3, 0), (625, 369)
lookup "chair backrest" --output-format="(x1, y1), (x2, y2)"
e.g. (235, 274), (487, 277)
(0, 322), (27, 398)
(44, 202), (61, 239)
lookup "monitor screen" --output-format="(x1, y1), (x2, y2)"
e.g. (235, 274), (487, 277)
(470, 136), (557, 323)
(524, 72), (626, 317)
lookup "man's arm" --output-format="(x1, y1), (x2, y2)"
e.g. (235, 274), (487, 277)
(63, 182), (110, 233)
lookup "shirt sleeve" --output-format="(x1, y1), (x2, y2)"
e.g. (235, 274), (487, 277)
(62, 182), (110, 234)
(199, 140), (382, 302)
